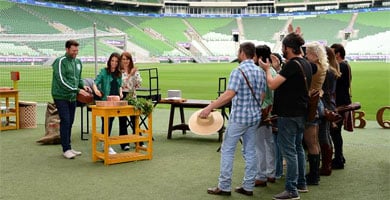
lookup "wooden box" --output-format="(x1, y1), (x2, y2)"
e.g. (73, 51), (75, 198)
(95, 100), (128, 107)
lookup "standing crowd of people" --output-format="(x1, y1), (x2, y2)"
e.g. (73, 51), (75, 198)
(202, 25), (352, 200)
(52, 32), (352, 199)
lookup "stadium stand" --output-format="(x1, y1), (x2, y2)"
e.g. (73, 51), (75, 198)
(0, 3), (58, 34)
(242, 17), (287, 42)
(278, 0), (306, 3)
(0, 43), (39, 56)
(186, 18), (236, 36)
(137, 0), (161, 3)
(0, 0), (389, 62)
(21, 4), (104, 31)
(121, 17), (176, 56)
(0, 0), (388, 103)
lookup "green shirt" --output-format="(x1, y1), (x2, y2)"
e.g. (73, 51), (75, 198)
(262, 67), (277, 108)
(94, 68), (122, 101)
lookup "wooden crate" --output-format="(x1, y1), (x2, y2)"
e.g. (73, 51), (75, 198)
(95, 101), (128, 107)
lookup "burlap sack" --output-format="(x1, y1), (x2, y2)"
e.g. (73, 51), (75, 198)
(36, 102), (61, 145)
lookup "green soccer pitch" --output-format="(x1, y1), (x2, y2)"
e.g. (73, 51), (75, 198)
(0, 61), (388, 120)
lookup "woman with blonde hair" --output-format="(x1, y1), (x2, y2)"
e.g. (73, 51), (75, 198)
(118, 52), (142, 150)
(303, 41), (329, 185)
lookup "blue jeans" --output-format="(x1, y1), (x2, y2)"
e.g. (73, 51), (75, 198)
(255, 125), (275, 180)
(218, 122), (258, 192)
(277, 117), (306, 193)
(273, 133), (284, 178)
(54, 99), (76, 152)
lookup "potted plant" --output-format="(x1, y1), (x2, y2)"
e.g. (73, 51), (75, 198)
(126, 97), (153, 116)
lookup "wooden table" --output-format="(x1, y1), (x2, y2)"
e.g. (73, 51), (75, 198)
(90, 105), (153, 165)
(158, 99), (230, 141)
(0, 89), (19, 131)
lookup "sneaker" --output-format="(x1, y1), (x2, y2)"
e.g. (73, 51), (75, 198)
(70, 149), (82, 156)
(275, 175), (283, 179)
(63, 150), (76, 159)
(297, 186), (309, 193)
(108, 146), (117, 155)
(273, 190), (300, 200)
(122, 145), (130, 151)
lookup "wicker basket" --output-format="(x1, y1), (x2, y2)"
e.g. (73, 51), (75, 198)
(19, 101), (37, 129)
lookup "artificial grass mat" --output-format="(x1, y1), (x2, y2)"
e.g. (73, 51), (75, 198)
(0, 107), (389, 200)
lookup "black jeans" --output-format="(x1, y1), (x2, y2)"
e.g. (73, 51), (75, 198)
(330, 120), (344, 162)
(119, 116), (130, 148)
(101, 117), (115, 136)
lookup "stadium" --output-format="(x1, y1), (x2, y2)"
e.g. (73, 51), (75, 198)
(1, 0), (389, 102)
(0, 0), (389, 65)
(0, 1), (389, 200)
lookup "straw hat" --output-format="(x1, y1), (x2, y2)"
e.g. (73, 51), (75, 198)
(188, 109), (224, 135)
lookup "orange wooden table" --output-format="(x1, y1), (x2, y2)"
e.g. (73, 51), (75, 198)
(90, 105), (153, 165)
(0, 89), (19, 131)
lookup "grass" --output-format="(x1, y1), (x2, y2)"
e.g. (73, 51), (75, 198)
(1, 61), (388, 120)
(349, 62), (390, 120)
(0, 62), (389, 199)
(0, 106), (389, 200)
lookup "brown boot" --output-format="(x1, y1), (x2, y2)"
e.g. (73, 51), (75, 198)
(320, 144), (333, 176)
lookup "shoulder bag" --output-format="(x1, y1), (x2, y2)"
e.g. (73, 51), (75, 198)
(294, 59), (320, 122)
(238, 68), (274, 126)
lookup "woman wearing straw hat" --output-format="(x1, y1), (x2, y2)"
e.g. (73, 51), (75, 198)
(200, 42), (266, 196)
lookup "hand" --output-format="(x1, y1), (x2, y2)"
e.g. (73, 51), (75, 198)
(79, 89), (89, 96)
(271, 54), (280, 71)
(84, 86), (92, 93)
(95, 90), (102, 97)
(287, 24), (303, 36)
(258, 58), (271, 71)
(199, 107), (212, 119)
(130, 67), (138, 76)
(288, 24), (294, 34)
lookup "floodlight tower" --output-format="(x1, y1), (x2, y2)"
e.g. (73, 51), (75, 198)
(272, 17), (293, 53)
(337, 13), (359, 47)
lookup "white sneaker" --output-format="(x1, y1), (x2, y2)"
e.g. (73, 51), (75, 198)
(122, 145), (130, 151)
(108, 146), (117, 155)
(70, 149), (82, 156)
(63, 150), (76, 159)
